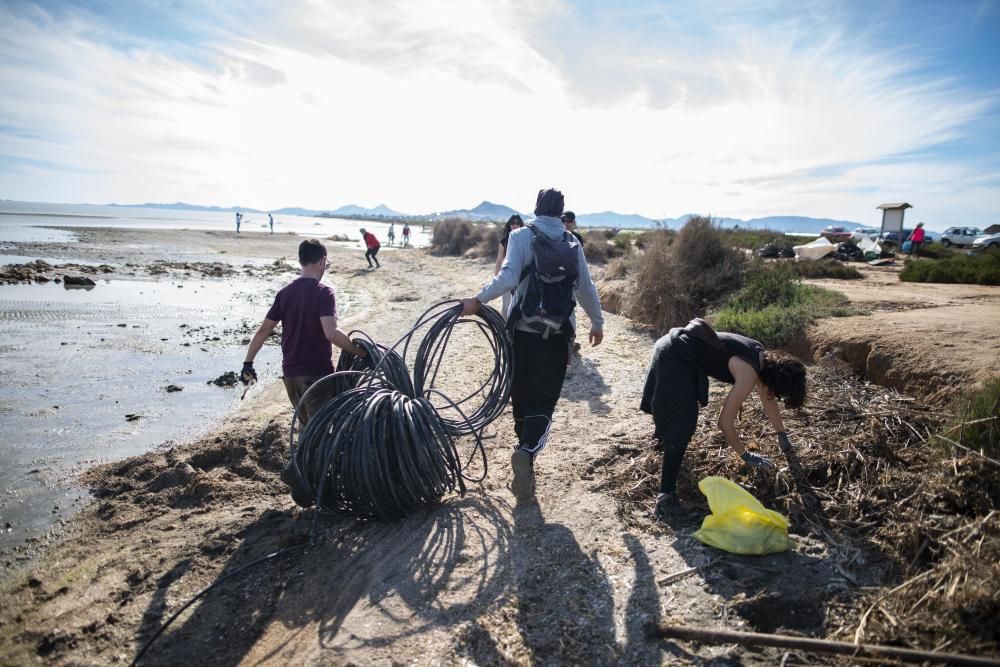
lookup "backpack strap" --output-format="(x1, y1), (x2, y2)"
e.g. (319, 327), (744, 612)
(518, 224), (541, 284)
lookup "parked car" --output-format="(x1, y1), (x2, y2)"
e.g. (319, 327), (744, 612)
(939, 227), (982, 247)
(881, 230), (933, 245)
(820, 226), (853, 242)
(850, 227), (880, 242)
(972, 232), (1000, 249)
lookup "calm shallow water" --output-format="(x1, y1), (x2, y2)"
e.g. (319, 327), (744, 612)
(0, 275), (362, 563)
(0, 201), (432, 247)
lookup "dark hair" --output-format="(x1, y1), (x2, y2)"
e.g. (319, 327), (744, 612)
(534, 188), (564, 217)
(504, 214), (524, 235)
(561, 210), (576, 223)
(759, 353), (807, 408)
(298, 239), (327, 266)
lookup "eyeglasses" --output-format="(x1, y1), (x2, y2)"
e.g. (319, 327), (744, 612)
(324, 258), (330, 269)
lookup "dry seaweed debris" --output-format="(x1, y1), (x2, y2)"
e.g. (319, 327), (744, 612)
(594, 365), (1000, 656)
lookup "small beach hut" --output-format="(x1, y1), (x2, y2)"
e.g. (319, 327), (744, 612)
(877, 202), (912, 242)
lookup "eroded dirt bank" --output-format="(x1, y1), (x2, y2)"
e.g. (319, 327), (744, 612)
(1, 229), (997, 665)
(802, 264), (1000, 403)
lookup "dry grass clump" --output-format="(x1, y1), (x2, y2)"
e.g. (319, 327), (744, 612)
(430, 218), (499, 258)
(593, 365), (999, 655)
(625, 216), (747, 333)
(583, 236), (626, 264)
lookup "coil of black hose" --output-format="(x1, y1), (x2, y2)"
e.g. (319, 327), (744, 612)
(287, 301), (512, 520)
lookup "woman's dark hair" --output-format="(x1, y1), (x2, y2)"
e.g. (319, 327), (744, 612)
(503, 214), (524, 235)
(759, 353), (807, 408)
(298, 239), (327, 266)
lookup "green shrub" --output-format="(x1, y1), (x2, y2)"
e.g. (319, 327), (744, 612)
(791, 259), (864, 280)
(900, 249), (1000, 285)
(719, 228), (796, 251)
(626, 217), (747, 333)
(941, 377), (1000, 461)
(714, 264), (857, 346)
(916, 244), (963, 260)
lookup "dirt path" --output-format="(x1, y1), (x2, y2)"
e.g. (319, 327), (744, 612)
(2, 231), (996, 665)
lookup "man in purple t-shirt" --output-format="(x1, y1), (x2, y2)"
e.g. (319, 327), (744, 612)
(241, 239), (365, 425)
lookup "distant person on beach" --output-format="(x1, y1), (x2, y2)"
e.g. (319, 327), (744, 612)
(907, 222), (926, 257)
(640, 318), (806, 519)
(387, 223), (396, 246)
(495, 214), (524, 317)
(235, 211), (242, 233)
(461, 188), (604, 499)
(561, 211), (584, 244)
(360, 227), (381, 268)
(268, 213), (274, 234)
(240, 239), (365, 504)
(402, 223), (411, 247)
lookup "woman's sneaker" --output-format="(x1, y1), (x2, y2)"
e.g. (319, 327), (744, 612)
(654, 492), (683, 520)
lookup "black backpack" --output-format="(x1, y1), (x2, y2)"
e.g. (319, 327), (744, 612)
(509, 224), (580, 337)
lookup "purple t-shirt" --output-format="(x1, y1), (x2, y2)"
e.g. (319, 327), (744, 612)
(265, 277), (337, 377)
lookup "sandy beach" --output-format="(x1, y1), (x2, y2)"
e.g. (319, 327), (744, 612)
(1, 226), (998, 665)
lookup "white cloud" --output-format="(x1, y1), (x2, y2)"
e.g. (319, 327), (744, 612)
(0, 1), (996, 228)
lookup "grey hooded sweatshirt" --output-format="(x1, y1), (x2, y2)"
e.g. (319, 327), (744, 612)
(476, 215), (604, 334)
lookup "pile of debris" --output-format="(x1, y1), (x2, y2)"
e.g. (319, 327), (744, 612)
(0, 259), (114, 285)
(595, 365), (999, 656)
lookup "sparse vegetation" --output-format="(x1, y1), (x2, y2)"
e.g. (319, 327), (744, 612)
(713, 263), (858, 346)
(900, 249), (1000, 285)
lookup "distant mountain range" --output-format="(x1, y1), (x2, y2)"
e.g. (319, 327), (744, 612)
(107, 201), (866, 232)
(325, 203), (403, 217)
(429, 200), (521, 221)
(110, 202), (404, 218)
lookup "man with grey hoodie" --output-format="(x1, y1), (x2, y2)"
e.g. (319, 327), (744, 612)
(461, 188), (604, 498)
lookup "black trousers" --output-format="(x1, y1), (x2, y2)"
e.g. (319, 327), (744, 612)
(511, 329), (569, 455)
(365, 246), (380, 267)
(641, 336), (700, 494)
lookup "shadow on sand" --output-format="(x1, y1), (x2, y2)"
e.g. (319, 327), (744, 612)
(135, 494), (511, 666)
(135, 488), (673, 665)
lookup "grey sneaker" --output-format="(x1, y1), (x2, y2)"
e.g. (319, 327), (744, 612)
(654, 492), (683, 520)
(510, 449), (535, 500)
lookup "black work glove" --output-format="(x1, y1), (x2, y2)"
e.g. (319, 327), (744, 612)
(741, 451), (775, 469)
(777, 432), (793, 453)
(240, 361), (257, 385)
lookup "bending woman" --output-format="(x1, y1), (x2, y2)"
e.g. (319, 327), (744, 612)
(640, 318), (806, 517)
(494, 214), (524, 317)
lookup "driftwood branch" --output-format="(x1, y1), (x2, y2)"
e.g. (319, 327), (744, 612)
(653, 624), (999, 666)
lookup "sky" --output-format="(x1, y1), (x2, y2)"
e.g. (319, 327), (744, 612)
(0, 0), (998, 229)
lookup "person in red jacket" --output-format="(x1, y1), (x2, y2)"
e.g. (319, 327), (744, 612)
(907, 222), (926, 257)
(360, 227), (381, 268)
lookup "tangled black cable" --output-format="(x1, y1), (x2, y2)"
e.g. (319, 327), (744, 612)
(286, 300), (512, 520)
(132, 301), (511, 665)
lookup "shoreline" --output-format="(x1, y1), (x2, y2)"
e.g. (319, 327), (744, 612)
(1, 226), (998, 664)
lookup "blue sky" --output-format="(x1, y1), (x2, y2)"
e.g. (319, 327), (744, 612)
(1, 0), (998, 229)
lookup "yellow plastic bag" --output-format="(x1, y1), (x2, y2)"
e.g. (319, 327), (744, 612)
(692, 476), (793, 555)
